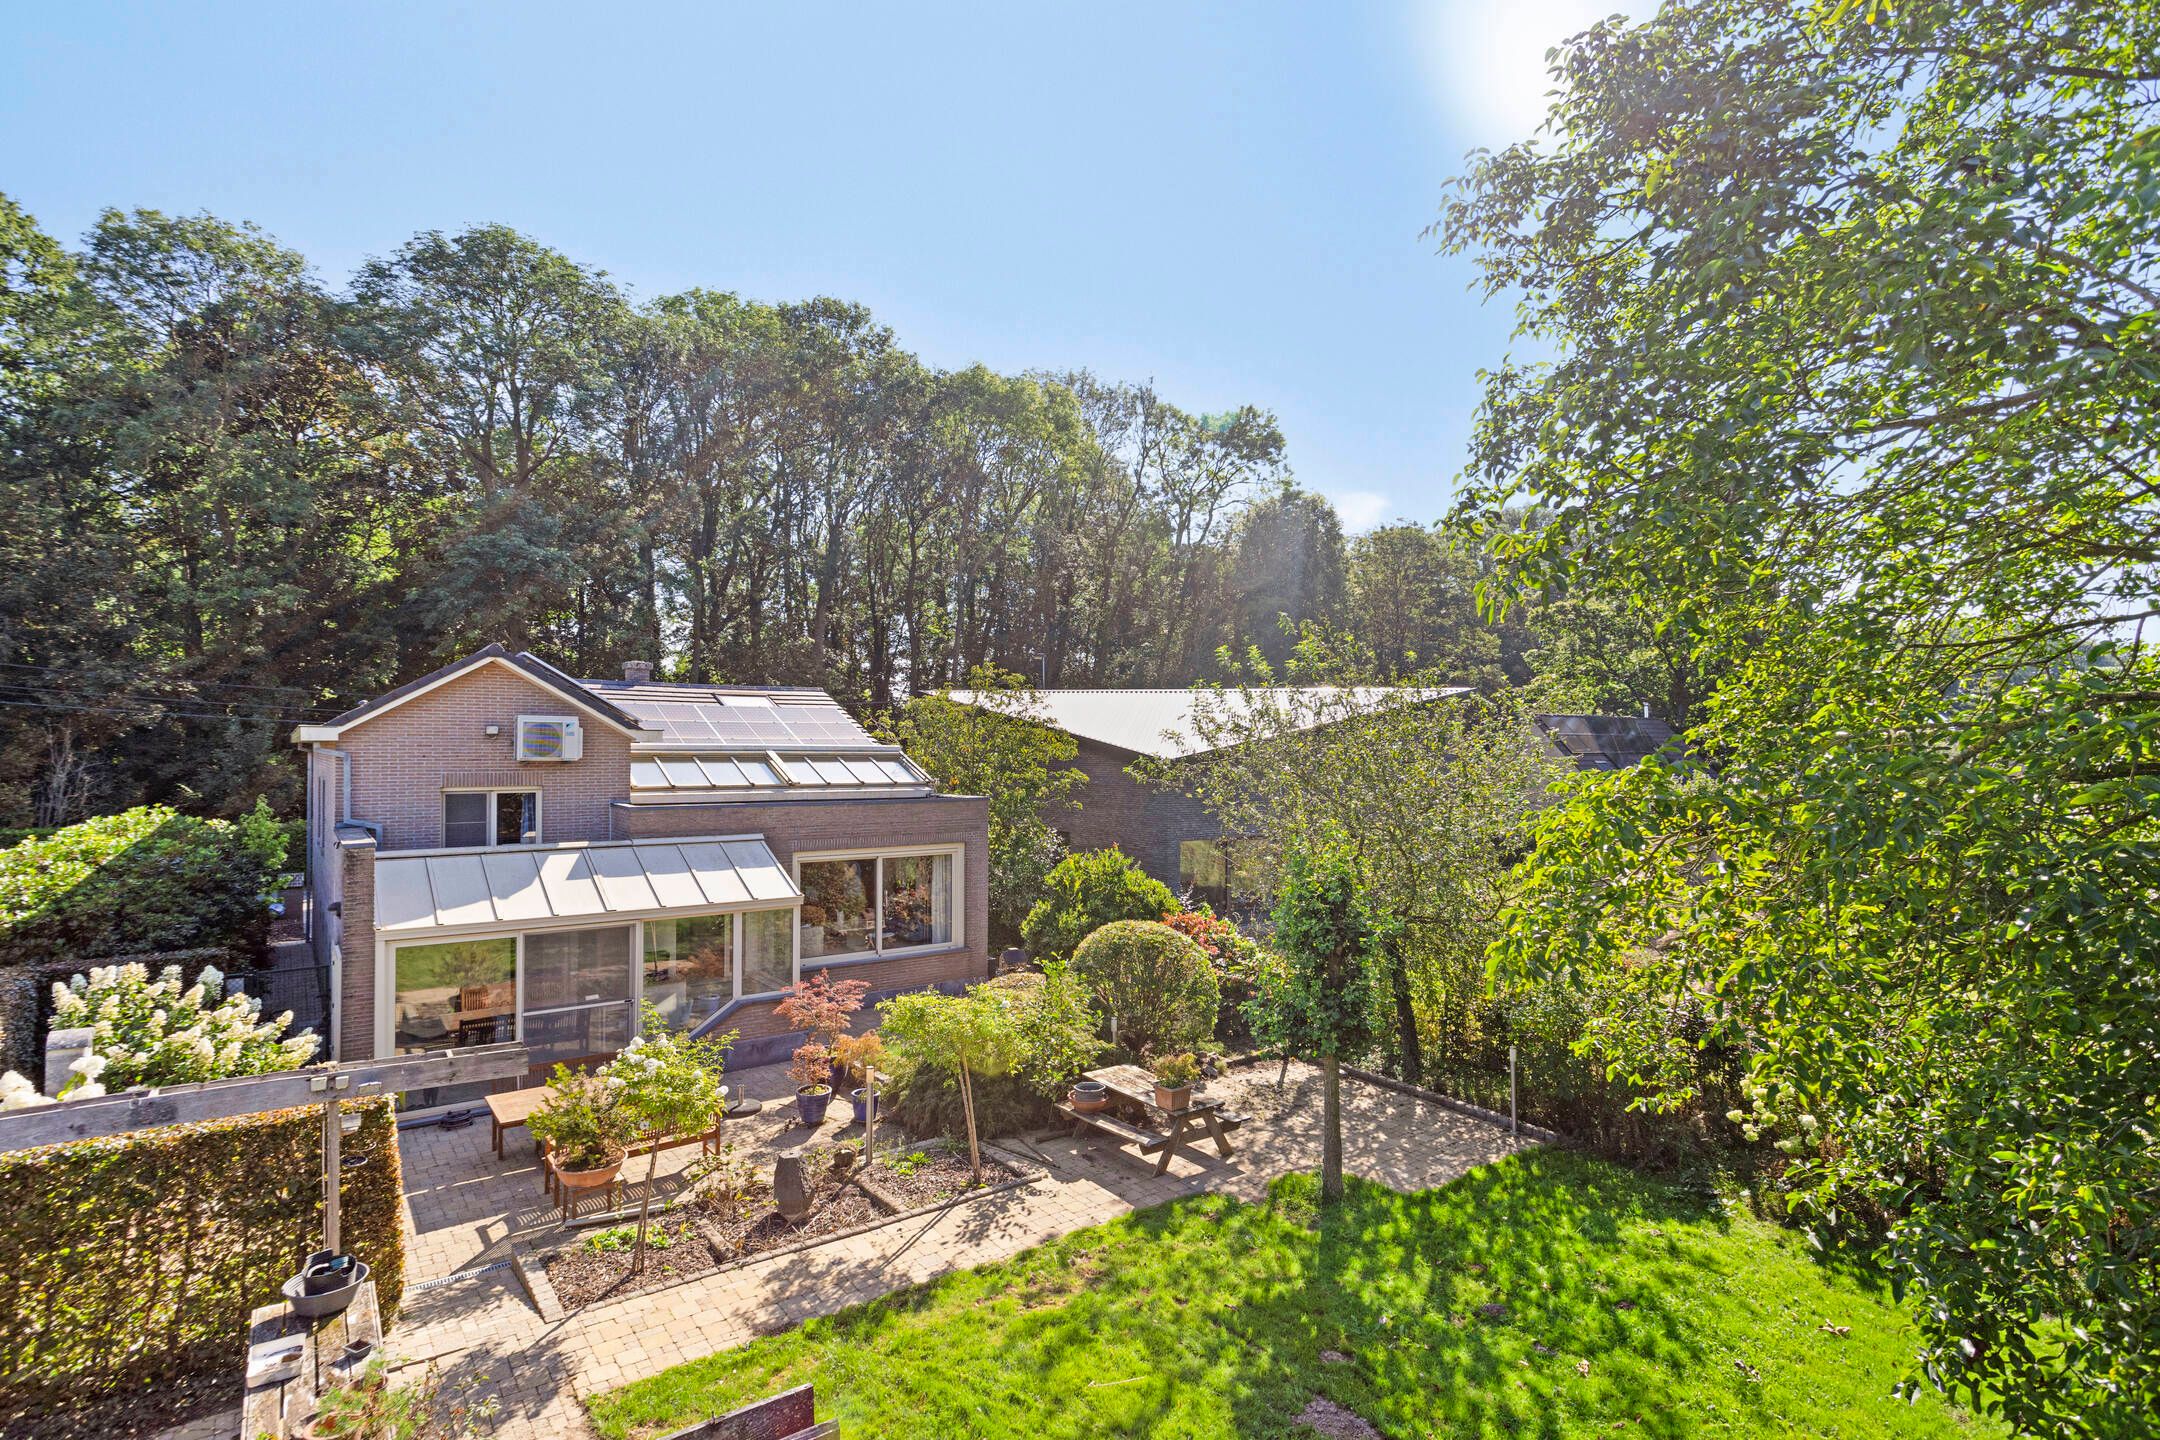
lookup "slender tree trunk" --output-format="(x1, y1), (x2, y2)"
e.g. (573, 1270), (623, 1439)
(1387, 935), (1422, 1086)
(634, 1140), (660, 1271)
(958, 1058), (982, 1182)
(1321, 1054), (1344, 1202)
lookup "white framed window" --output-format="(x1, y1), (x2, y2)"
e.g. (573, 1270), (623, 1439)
(442, 788), (540, 848)
(640, 903), (802, 1021)
(795, 845), (961, 963)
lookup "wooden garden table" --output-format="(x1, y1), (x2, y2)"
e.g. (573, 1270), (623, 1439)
(238, 1279), (380, 1439)
(1057, 1063), (1244, 1175)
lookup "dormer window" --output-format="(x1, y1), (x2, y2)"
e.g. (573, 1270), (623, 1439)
(443, 789), (539, 848)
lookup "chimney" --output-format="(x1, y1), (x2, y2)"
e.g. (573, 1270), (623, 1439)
(622, 660), (655, 684)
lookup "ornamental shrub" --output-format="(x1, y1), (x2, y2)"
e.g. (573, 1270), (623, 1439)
(0, 802), (288, 967)
(41, 959), (317, 1096)
(880, 985), (1028, 1177)
(1069, 920), (1219, 1057)
(0, 1098), (404, 1432)
(1160, 906), (1273, 1045)
(1020, 848), (1179, 962)
(884, 968), (1104, 1140)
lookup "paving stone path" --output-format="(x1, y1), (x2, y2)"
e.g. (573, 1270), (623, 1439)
(225, 1060), (1531, 1439)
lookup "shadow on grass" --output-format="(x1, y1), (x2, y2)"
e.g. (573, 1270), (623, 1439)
(589, 1150), (1751, 1440)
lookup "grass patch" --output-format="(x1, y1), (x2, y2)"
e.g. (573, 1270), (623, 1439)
(588, 1149), (2003, 1439)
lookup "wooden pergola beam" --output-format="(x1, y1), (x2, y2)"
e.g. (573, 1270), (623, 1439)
(0, 1043), (529, 1153)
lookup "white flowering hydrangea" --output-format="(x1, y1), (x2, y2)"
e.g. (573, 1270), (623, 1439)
(48, 962), (318, 1094)
(0, 1070), (52, 1111)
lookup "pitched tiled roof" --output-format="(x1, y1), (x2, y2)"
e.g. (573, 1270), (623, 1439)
(293, 643), (647, 742)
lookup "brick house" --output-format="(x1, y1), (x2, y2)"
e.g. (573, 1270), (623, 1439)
(947, 688), (1679, 912)
(296, 644), (986, 1107)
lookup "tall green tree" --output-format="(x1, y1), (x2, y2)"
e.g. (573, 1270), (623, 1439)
(1227, 485), (1346, 671)
(1255, 831), (1388, 1202)
(1443, 2), (2160, 1429)
(884, 668), (1083, 945)
(1346, 521), (1512, 686)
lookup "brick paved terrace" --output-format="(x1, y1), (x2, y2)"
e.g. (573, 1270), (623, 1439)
(374, 1060), (1533, 1439)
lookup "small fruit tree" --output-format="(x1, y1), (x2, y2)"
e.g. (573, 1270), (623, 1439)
(879, 985), (1026, 1182)
(1254, 832), (1388, 1202)
(602, 1005), (733, 1270)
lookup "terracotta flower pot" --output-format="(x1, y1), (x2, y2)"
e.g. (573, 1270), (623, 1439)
(1069, 1081), (1110, 1114)
(550, 1151), (624, 1193)
(1154, 1083), (1194, 1113)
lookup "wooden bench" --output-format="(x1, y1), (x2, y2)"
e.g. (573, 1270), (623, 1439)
(1056, 1099), (1250, 1175)
(239, 1280), (381, 1439)
(656, 1381), (837, 1439)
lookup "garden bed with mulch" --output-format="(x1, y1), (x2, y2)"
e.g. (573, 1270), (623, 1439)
(531, 1142), (1030, 1316)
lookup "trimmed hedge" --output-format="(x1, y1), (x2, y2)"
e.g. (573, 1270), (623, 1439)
(0, 803), (286, 969)
(0, 1096), (404, 1429)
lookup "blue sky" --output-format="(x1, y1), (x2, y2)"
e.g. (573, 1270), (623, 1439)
(0, 1), (1625, 528)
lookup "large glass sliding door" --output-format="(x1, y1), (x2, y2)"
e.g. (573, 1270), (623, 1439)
(522, 926), (636, 1073)
(392, 936), (516, 1109)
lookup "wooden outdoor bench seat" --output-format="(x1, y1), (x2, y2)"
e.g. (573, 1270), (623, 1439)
(1056, 1103), (1253, 1154)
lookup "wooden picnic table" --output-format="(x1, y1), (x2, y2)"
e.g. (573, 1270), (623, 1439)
(238, 1279), (380, 1439)
(1056, 1063), (1246, 1175)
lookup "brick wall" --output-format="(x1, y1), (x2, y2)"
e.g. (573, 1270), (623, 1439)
(323, 662), (637, 851)
(335, 831), (376, 1061)
(1058, 737), (1223, 893)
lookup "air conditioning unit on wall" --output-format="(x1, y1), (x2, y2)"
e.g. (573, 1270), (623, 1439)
(516, 715), (584, 762)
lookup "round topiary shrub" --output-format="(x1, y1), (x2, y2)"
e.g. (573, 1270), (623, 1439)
(1019, 848), (1179, 962)
(1069, 920), (1219, 1057)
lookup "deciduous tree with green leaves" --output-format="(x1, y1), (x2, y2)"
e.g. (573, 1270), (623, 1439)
(886, 669), (1082, 944)
(878, 985), (1027, 1183)
(1442, 1), (2160, 1429)
(1179, 634), (1563, 1086)
(1256, 832), (1389, 1203)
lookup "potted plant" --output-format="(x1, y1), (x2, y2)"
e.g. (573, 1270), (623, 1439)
(833, 1031), (887, 1124)
(777, 972), (870, 1128)
(526, 1064), (628, 1200)
(1148, 1051), (1201, 1113)
(789, 1042), (835, 1126)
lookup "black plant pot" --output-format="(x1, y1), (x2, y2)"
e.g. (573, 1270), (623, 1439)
(795, 1085), (833, 1127)
(282, 1256), (370, 1319)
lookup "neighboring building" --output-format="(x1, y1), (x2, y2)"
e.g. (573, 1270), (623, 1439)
(295, 644), (986, 1107)
(947, 688), (1680, 913)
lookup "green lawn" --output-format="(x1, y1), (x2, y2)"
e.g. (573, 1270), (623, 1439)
(588, 1151), (2003, 1440)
